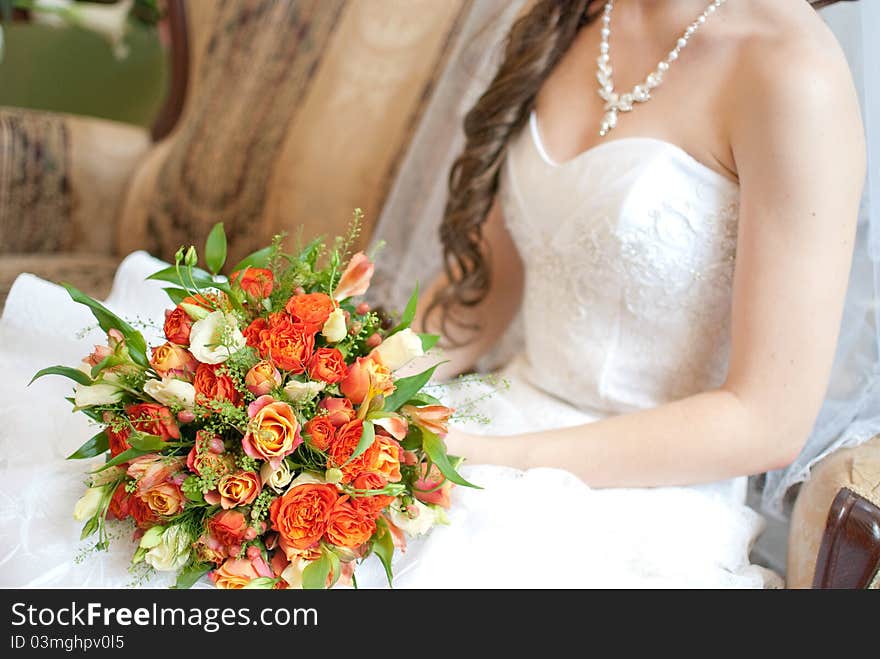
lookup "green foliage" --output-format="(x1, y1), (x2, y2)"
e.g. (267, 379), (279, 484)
(204, 222), (227, 275)
(383, 363), (443, 412)
(421, 430), (480, 489)
(173, 563), (211, 590)
(30, 365), (93, 387)
(67, 430), (109, 460)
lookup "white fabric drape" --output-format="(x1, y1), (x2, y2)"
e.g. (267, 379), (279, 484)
(369, 0), (880, 517)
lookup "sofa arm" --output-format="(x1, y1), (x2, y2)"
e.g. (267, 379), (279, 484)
(787, 435), (880, 588)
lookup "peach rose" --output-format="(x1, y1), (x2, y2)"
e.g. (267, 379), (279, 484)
(245, 360), (282, 396)
(163, 307), (193, 346)
(269, 483), (338, 550)
(401, 404), (455, 436)
(333, 252), (374, 300)
(339, 356), (394, 405)
(414, 462), (453, 509)
(207, 509), (249, 548)
(372, 436), (402, 483)
(318, 397), (355, 427)
(126, 403), (180, 441)
(325, 495), (377, 548)
(231, 267), (274, 299)
(285, 292), (335, 329)
(211, 555), (272, 589)
(150, 342), (198, 380)
(307, 347), (347, 384)
(373, 415), (408, 441)
(216, 470), (261, 509)
(193, 362), (242, 408)
(140, 482), (185, 517)
(327, 419), (380, 484)
(242, 396), (302, 469)
(126, 454), (185, 494)
(186, 431), (234, 478)
(304, 415), (335, 451)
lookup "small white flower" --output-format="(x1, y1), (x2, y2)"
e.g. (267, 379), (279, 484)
(260, 460), (293, 492)
(144, 525), (191, 572)
(374, 328), (424, 371)
(144, 378), (196, 410)
(189, 310), (246, 364)
(387, 499), (437, 536)
(321, 308), (347, 343)
(283, 379), (325, 403)
(74, 382), (124, 408)
(73, 486), (106, 521)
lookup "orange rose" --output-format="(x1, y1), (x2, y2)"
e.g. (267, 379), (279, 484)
(333, 252), (374, 301)
(414, 462), (453, 509)
(186, 431), (235, 478)
(286, 292), (335, 329)
(351, 472), (394, 514)
(232, 268), (274, 299)
(401, 404), (455, 436)
(140, 482), (185, 517)
(243, 396), (302, 469)
(243, 317), (268, 349)
(125, 403), (180, 441)
(150, 342), (198, 380)
(103, 412), (131, 457)
(307, 347), (347, 384)
(325, 495), (377, 548)
(217, 470), (261, 509)
(327, 419), (380, 484)
(339, 356), (394, 405)
(304, 415), (335, 451)
(257, 315), (315, 374)
(245, 360), (282, 396)
(317, 397), (355, 427)
(128, 495), (158, 529)
(193, 362), (242, 408)
(207, 509), (249, 548)
(372, 436), (402, 483)
(163, 307), (193, 346)
(269, 483), (338, 550)
(108, 483), (132, 521)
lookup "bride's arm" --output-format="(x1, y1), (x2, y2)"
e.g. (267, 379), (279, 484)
(415, 197), (525, 382)
(445, 37), (867, 487)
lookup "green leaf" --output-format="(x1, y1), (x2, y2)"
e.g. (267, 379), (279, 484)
(403, 392), (442, 407)
(387, 283), (419, 336)
(147, 265), (218, 291)
(372, 517), (395, 587)
(243, 577), (279, 589)
(61, 283), (149, 368)
(173, 563), (211, 589)
(383, 363), (442, 412)
(67, 431), (109, 460)
(30, 365), (92, 387)
(90, 354), (126, 379)
(92, 447), (151, 472)
(231, 246), (274, 274)
(401, 425), (422, 451)
(80, 516), (99, 540)
(419, 333), (440, 351)
(326, 550), (341, 588)
(422, 430), (481, 489)
(344, 420), (375, 464)
(127, 433), (167, 452)
(302, 553), (331, 590)
(205, 222), (228, 275)
(163, 287), (190, 305)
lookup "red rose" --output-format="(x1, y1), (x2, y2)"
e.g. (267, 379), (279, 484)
(244, 317), (268, 350)
(163, 307), (193, 346)
(193, 362), (242, 408)
(129, 494), (159, 529)
(207, 510), (250, 548)
(125, 403), (180, 440)
(256, 315), (315, 374)
(307, 347), (347, 384)
(108, 483), (132, 520)
(285, 292), (335, 329)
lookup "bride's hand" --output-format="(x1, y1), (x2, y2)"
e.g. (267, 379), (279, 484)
(443, 426), (477, 460)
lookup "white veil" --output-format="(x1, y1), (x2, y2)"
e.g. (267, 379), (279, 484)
(369, 0), (880, 517)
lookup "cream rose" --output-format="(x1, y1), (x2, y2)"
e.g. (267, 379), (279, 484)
(283, 379), (325, 403)
(321, 308), (347, 343)
(388, 499), (437, 536)
(74, 382), (124, 408)
(189, 311), (246, 364)
(144, 378), (196, 410)
(373, 328), (424, 371)
(142, 524), (192, 572)
(260, 460), (293, 492)
(73, 486), (106, 521)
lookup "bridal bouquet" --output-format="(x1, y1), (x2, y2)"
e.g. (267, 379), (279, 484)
(33, 216), (473, 589)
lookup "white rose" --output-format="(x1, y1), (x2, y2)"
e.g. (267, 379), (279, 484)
(286, 471), (325, 490)
(321, 308), (347, 343)
(144, 378), (195, 410)
(144, 525), (191, 572)
(189, 310), (246, 364)
(283, 379), (325, 403)
(374, 328), (424, 371)
(74, 382), (124, 408)
(387, 499), (437, 536)
(260, 460), (293, 492)
(73, 486), (106, 521)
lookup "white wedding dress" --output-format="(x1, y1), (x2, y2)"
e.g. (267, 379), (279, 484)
(0, 112), (780, 588)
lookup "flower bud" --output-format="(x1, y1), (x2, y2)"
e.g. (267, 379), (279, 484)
(356, 302), (370, 315)
(325, 468), (344, 484)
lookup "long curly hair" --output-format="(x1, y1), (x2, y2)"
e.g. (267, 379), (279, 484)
(428, 0), (857, 343)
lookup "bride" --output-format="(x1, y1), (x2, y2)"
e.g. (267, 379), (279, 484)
(0, 0), (867, 589)
(354, 0), (866, 588)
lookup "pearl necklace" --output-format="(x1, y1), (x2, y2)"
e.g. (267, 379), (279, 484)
(597, 0), (728, 137)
